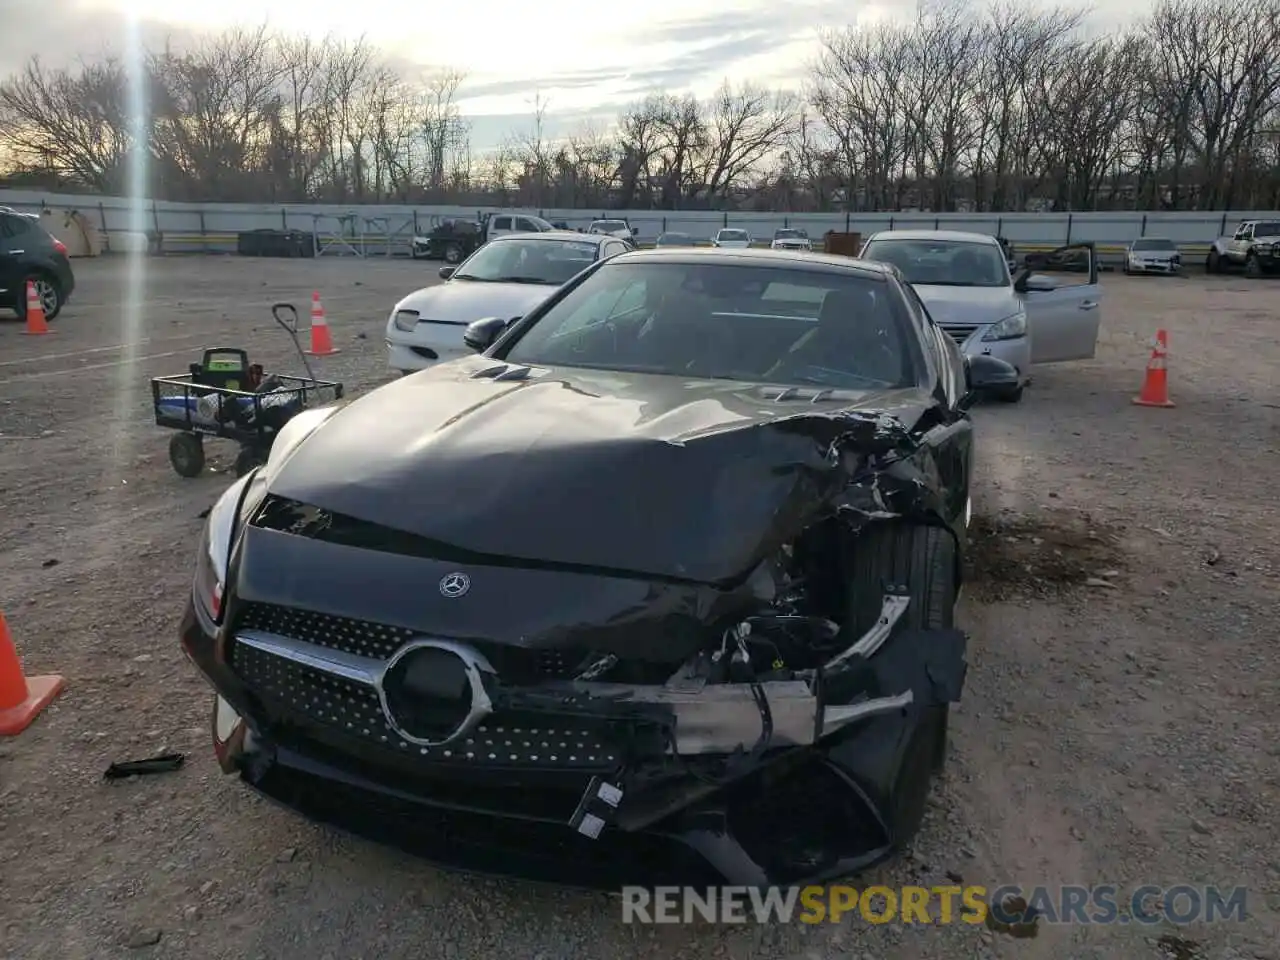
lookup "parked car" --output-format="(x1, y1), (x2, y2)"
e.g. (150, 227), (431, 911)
(588, 219), (636, 243)
(1206, 220), (1280, 277)
(1123, 238), (1181, 275)
(859, 229), (1102, 404)
(711, 228), (751, 248)
(655, 231), (696, 247)
(771, 228), (812, 251)
(0, 207), (75, 321)
(184, 246), (1018, 888)
(386, 231), (627, 374)
(410, 213), (557, 264)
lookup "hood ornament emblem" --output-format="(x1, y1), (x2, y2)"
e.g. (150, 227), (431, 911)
(439, 572), (471, 598)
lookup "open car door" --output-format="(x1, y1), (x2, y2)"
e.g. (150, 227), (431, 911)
(1018, 242), (1102, 363)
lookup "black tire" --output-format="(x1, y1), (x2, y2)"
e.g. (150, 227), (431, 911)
(844, 523), (959, 843)
(1206, 250), (1220, 274)
(1245, 254), (1261, 278)
(233, 444), (268, 478)
(169, 433), (206, 478)
(444, 243), (464, 264)
(846, 522), (958, 636)
(994, 384), (1025, 403)
(16, 273), (63, 321)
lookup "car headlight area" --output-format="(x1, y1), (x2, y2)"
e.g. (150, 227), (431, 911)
(392, 309), (419, 333)
(982, 312), (1027, 342)
(192, 473), (257, 625)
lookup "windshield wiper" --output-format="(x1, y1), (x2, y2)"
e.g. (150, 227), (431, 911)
(452, 273), (491, 281)
(493, 276), (558, 284)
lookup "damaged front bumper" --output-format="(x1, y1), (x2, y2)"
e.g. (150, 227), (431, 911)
(185, 593), (967, 889)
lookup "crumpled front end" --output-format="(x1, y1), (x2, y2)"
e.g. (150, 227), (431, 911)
(182, 402), (972, 889)
(187, 582), (965, 888)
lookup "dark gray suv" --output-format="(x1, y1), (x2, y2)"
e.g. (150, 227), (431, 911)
(0, 210), (76, 321)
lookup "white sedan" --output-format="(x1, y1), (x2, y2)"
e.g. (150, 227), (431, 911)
(385, 232), (630, 375)
(711, 228), (752, 249)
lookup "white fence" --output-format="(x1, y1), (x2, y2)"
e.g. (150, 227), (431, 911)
(2, 188), (1276, 258)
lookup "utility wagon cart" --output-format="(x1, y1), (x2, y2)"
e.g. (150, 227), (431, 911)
(149, 304), (345, 478)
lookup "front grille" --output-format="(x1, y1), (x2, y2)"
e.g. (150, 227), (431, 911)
(944, 325), (979, 345)
(229, 639), (627, 772)
(235, 602), (590, 682)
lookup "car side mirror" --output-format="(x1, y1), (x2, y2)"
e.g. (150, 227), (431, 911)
(960, 354), (1021, 410)
(1013, 268), (1056, 294)
(463, 316), (509, 353)
(439, 266), (455, 280)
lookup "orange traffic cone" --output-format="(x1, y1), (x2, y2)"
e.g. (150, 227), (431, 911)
(0, 611), (65, 736)
(20, 280), (54, 336)
(1132, 329), (1175, 408)
(306, 291), (339, 356)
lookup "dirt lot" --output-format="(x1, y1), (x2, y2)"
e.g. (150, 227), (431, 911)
(0, 256), (1277, 960)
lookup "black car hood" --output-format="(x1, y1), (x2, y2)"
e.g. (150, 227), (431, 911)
(265, 355), (936, 583)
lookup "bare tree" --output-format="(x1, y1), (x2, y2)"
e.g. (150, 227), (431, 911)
(419, 68), (467, 194)
(3, 0), (1279, 211)
(0, 56), (133, 192)
(698, 82), (795, 200)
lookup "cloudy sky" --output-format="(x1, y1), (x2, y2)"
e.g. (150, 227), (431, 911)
(1, 0), (1151, 149)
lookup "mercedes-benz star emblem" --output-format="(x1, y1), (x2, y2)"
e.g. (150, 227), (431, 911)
(376, 639), (495, 747)
(439, 572), (471, 598)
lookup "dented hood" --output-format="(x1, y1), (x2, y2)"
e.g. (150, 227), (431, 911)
(267, 355), (934, 583)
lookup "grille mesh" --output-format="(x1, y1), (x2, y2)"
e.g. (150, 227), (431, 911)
(229, 636), (623, 770)
(234, 602), (589, 682)
(945, 325), (979, 345)
(237, 603), (411, 660)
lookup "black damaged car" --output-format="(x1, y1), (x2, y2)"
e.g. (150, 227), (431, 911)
(181, 247), (1017, 889)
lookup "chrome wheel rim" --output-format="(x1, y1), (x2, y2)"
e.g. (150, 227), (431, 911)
(33, 279), (57, 314)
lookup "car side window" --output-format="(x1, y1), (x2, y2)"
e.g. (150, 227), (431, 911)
(515, 217), (540, 232)
(604, 241), (625, 258)
(492, 216), (512, 231)
(1, 214), (30, 237)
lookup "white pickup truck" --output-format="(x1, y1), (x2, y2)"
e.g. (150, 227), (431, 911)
(1206, 219), (1280, 277)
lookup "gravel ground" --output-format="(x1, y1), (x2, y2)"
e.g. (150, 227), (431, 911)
(0, 256), (1276, 960)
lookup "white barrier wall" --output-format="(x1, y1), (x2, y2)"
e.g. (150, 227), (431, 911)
(3, 188), (1276, 254)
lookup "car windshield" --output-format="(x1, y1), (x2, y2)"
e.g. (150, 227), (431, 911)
(1256, 221), (1280, 236)
(1133, 238), (1176, 251)
(861, 238), (1009, 287)
(453, 238), (599, 285)
(594, 221), (627, 232)
(775, 230), (806, 239)
(657, 233), (693, 245)
(500, 262), (916, 389)
(718, 230), (749, 241)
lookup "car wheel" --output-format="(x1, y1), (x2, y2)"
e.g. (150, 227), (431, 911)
(1245, 254), (1261, 278)
(1206, 251), (1220, 274)
(844, 521), (958, 842)
(17, 273), (63, 321)
(995, 384), (1025, 403)
(234, 444), (268, 478)
(444, 243), (464, 264)
(168, 433), (206, 478)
